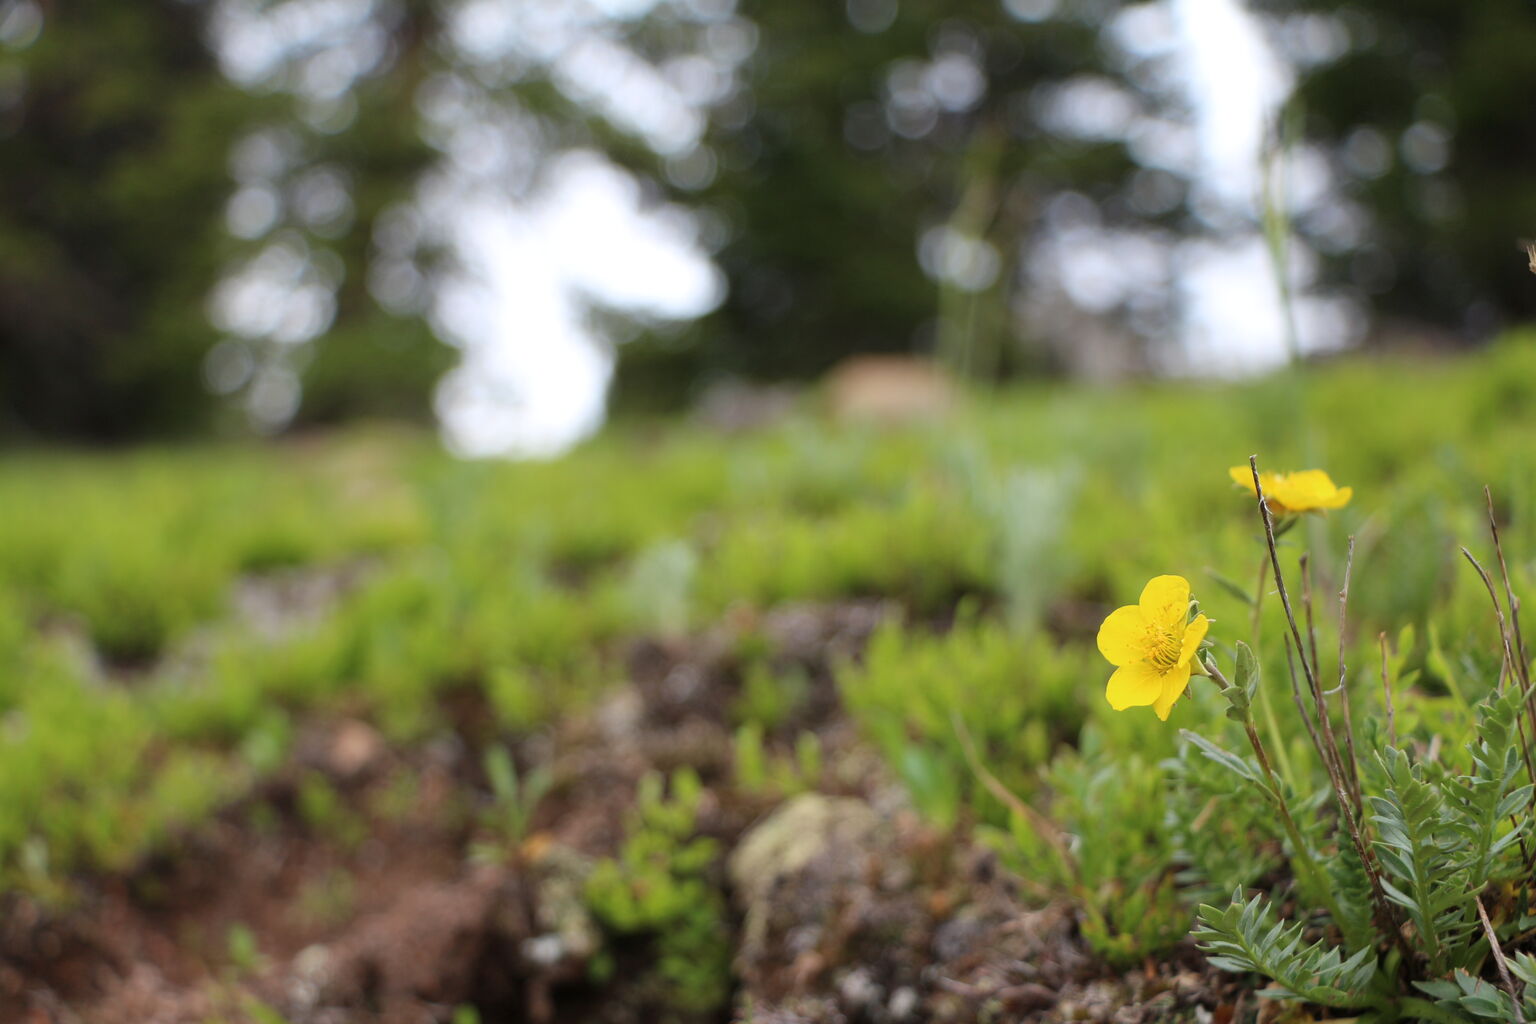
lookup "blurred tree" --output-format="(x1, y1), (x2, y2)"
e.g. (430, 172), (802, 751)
(202, 0), (453, 430)
(619, 0), (1536, 405)
(278, 0), (452, 426)
(0, 0), (260, 439)
(612, 0), (1179, 409)
(12, 0), (1529, 442)
(0, 0), (460, 439)
(208, 0), (722, 433)
(1252, 0), (1536, 339)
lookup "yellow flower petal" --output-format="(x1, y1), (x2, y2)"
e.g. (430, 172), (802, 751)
(1179, 613), (1210, 668)
(1106, 662), (1165, 711)
(1138, 574), (1190, 628)
(1229, 467), (1284, 493)
(1229, 466), (1295, 514)
(1274, 470), (1336, 509)
(1096, 604), (1147, 667)
(1152, 662), (1193, 721)
(1281, 469), (1334, 492)
(1243, 468), (1351, 514)
(1283, 471), (1350, 509)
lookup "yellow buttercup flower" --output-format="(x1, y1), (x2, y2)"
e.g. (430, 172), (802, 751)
(1097, 575), (1209, 721)
(1228, 467), (1352, 515)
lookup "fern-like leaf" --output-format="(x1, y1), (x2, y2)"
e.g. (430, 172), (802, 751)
(1370, 747), (1474, 971)
(1194, 890), (1384, 1010)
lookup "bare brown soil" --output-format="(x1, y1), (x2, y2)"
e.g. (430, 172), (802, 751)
(2, 602), (1248, 1024)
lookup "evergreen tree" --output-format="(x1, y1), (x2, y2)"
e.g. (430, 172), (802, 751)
(613, 0), (1174, 406)
(0, 0), (260, 438)
(1252, 0), (1536, 337)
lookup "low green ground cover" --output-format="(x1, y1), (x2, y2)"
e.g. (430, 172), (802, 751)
(6, 336), (1536, 1017)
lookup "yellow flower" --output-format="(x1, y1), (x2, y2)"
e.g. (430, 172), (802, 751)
(1097, 575), (1209, 721)
(1228, 466), (1352, 515)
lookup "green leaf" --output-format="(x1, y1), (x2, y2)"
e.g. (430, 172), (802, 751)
(1205, 568), (1256, 606)
(1181, 731), (1269, 794)
(1193, 890), (1382, 1010)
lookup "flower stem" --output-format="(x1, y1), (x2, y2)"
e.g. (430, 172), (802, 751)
(1204, 656), (1344, 927)
(1248, 457), (1406, 955)
(1250, 552), (1297, 790)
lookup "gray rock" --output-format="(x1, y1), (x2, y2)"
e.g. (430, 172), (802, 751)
(728, 794), (883, 991)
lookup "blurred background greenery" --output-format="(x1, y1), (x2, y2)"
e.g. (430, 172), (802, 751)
(2, 0), (1533, 447)
(7, 4), (1536, 1017)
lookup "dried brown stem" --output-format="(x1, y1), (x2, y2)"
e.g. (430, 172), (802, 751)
(1284, 636), (1329, 778)
(1247, 455), (1400, 946)
(1485, 488), (1536, 800)
(1301, 554), (1322, 686)
(1478, 896), (1527, 1024)
(1298, 551), (1357, 822)
(1248, 457), (1323, 723)
(950, 710), (1076, 883)
(1464, 546), (1520, 689)
(1462, 544), (1536, 832)
(1203, 657), (1340, 922)
(1335, 536), (1362, 809)
(1486, 487), (1532, 690)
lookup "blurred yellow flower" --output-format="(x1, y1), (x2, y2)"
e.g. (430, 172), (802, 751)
(1097, 575), (1209, 721)
(1228, 466), (1352, 515)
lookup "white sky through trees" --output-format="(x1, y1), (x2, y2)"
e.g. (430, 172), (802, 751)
(210, 0), (1359, 456)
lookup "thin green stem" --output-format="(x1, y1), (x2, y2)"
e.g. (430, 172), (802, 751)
(1250, 553), (1268, 643)
(1250, 552), (1298, 789)
(1248, 456), (1406, 955)
(1257, 681), (1296, 794)
(1205, 656), (1344, 927)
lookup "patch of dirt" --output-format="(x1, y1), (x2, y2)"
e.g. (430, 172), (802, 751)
(2, 600), (1244, 1024)
(626, 599), (888, 749)
(230, 561), (376, 643)
(72, 560), (378, 684)
(0, 727), (479, 1022)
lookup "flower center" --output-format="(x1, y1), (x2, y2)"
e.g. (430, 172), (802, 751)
(1144, 625), (1183, 670)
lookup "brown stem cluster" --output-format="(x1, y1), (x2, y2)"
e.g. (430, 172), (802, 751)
(1246, 455), (1404, 952)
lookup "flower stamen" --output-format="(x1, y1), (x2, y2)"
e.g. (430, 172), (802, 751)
(1145, 626), (1183, 669)
(1097, 575), (1209, 721)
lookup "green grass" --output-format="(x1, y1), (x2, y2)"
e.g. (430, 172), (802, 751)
(4, 331), (1536, 956)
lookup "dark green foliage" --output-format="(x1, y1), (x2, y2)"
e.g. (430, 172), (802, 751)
(1193, 891), (1383, 1010)
(1193, 656), (1536, 1011)
(1252, 0), (1536, 337)
(1418, 956), (1536, 1021)
(615, 0), (1144, 402)
(0, 0), (454, 438)
(9, 0), (1536, 438)
(1163, 742), (1284, 903)
(838, 611), (1091, 827)
(267, 0), (449, 426)
(1367, 686), (1531, 975)
(585, 770), (733, 1017)
(0, 0), (261, 438)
